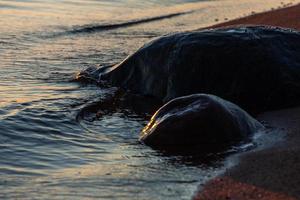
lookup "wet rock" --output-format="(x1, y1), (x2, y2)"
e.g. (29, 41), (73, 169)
(100, 26), (300, 113)
(139, 94), (263, 150)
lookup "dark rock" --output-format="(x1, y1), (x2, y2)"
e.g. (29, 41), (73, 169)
(139, 94), (263, 150)
(99, 26), (300, 114)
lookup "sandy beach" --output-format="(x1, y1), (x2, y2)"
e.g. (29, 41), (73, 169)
(195, 3), (300, 200)
(210, 2), (300, 31)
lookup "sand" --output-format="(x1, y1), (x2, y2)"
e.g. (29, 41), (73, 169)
(194, 4), (300, 200)
(210, 3), (300, 31)
(195, 107), (300, 200)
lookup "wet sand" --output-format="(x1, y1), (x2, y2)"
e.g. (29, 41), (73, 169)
(210, 2), (300, 30)
(195, 4), (300, 200)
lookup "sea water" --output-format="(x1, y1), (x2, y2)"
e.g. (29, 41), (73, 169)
(0, 0), (298, 199)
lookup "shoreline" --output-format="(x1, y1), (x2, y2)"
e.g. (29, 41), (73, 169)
(194, 3), (300, 200)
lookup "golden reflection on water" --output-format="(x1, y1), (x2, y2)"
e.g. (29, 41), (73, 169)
(0, 84), (78, 107)
(50, 162), (126, 179)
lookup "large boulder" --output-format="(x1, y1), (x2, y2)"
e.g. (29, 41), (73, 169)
(139, 94), (263, 150)
(97, 26), (300, 113)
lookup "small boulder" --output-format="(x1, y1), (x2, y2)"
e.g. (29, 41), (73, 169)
(140, 94), (263, 151)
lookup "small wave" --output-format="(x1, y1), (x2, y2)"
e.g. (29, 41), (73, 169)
(48, 11), (192, 38)
(69, 11), (192, 34)
(0, 3), (24, 10)
(75, 88), (121, 122)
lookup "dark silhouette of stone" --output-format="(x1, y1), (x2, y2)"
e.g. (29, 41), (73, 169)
(96, 26), (300, 114)
(139, 94), (263, 150)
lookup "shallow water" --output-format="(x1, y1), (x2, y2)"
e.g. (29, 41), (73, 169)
(0, 0), (298, 199)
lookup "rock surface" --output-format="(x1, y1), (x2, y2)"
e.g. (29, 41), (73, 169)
(95, 26), (300, 113)
(139, 94), (263, 150)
